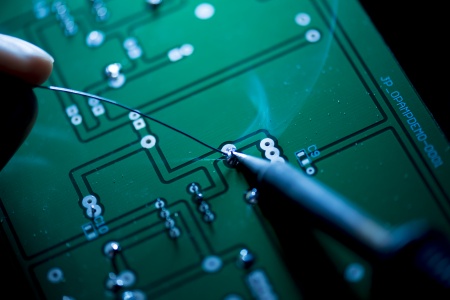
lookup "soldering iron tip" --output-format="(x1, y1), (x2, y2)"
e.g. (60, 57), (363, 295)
(225, 150), (243, 167)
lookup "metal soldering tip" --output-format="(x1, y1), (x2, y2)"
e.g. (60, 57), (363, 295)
(225, 150), (240, 167)
(230, 151), (246, 160)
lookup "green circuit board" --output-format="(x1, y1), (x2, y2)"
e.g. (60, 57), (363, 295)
(1, 0), (449, 299)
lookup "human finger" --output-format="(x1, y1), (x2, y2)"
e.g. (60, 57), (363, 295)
(0, 33), (54, 86)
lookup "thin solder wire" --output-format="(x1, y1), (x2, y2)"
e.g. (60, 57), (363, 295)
(35, 85), (227, 156)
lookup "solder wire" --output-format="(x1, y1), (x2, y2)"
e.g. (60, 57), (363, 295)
(36, 85), (227, 156)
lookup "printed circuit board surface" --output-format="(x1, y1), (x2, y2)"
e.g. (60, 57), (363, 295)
(1, 1), (449, 299)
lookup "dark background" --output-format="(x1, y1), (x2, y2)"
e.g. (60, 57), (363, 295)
(359, 1), (449, 142)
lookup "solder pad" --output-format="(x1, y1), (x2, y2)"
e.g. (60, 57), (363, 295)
(1, 1), (449, 299)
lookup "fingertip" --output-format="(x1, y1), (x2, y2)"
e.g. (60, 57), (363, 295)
(26, 55), (54, 86)
(0, 33), (54, 86)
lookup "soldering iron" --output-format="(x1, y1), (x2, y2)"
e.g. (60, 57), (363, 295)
(228, 151), (450, 299)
